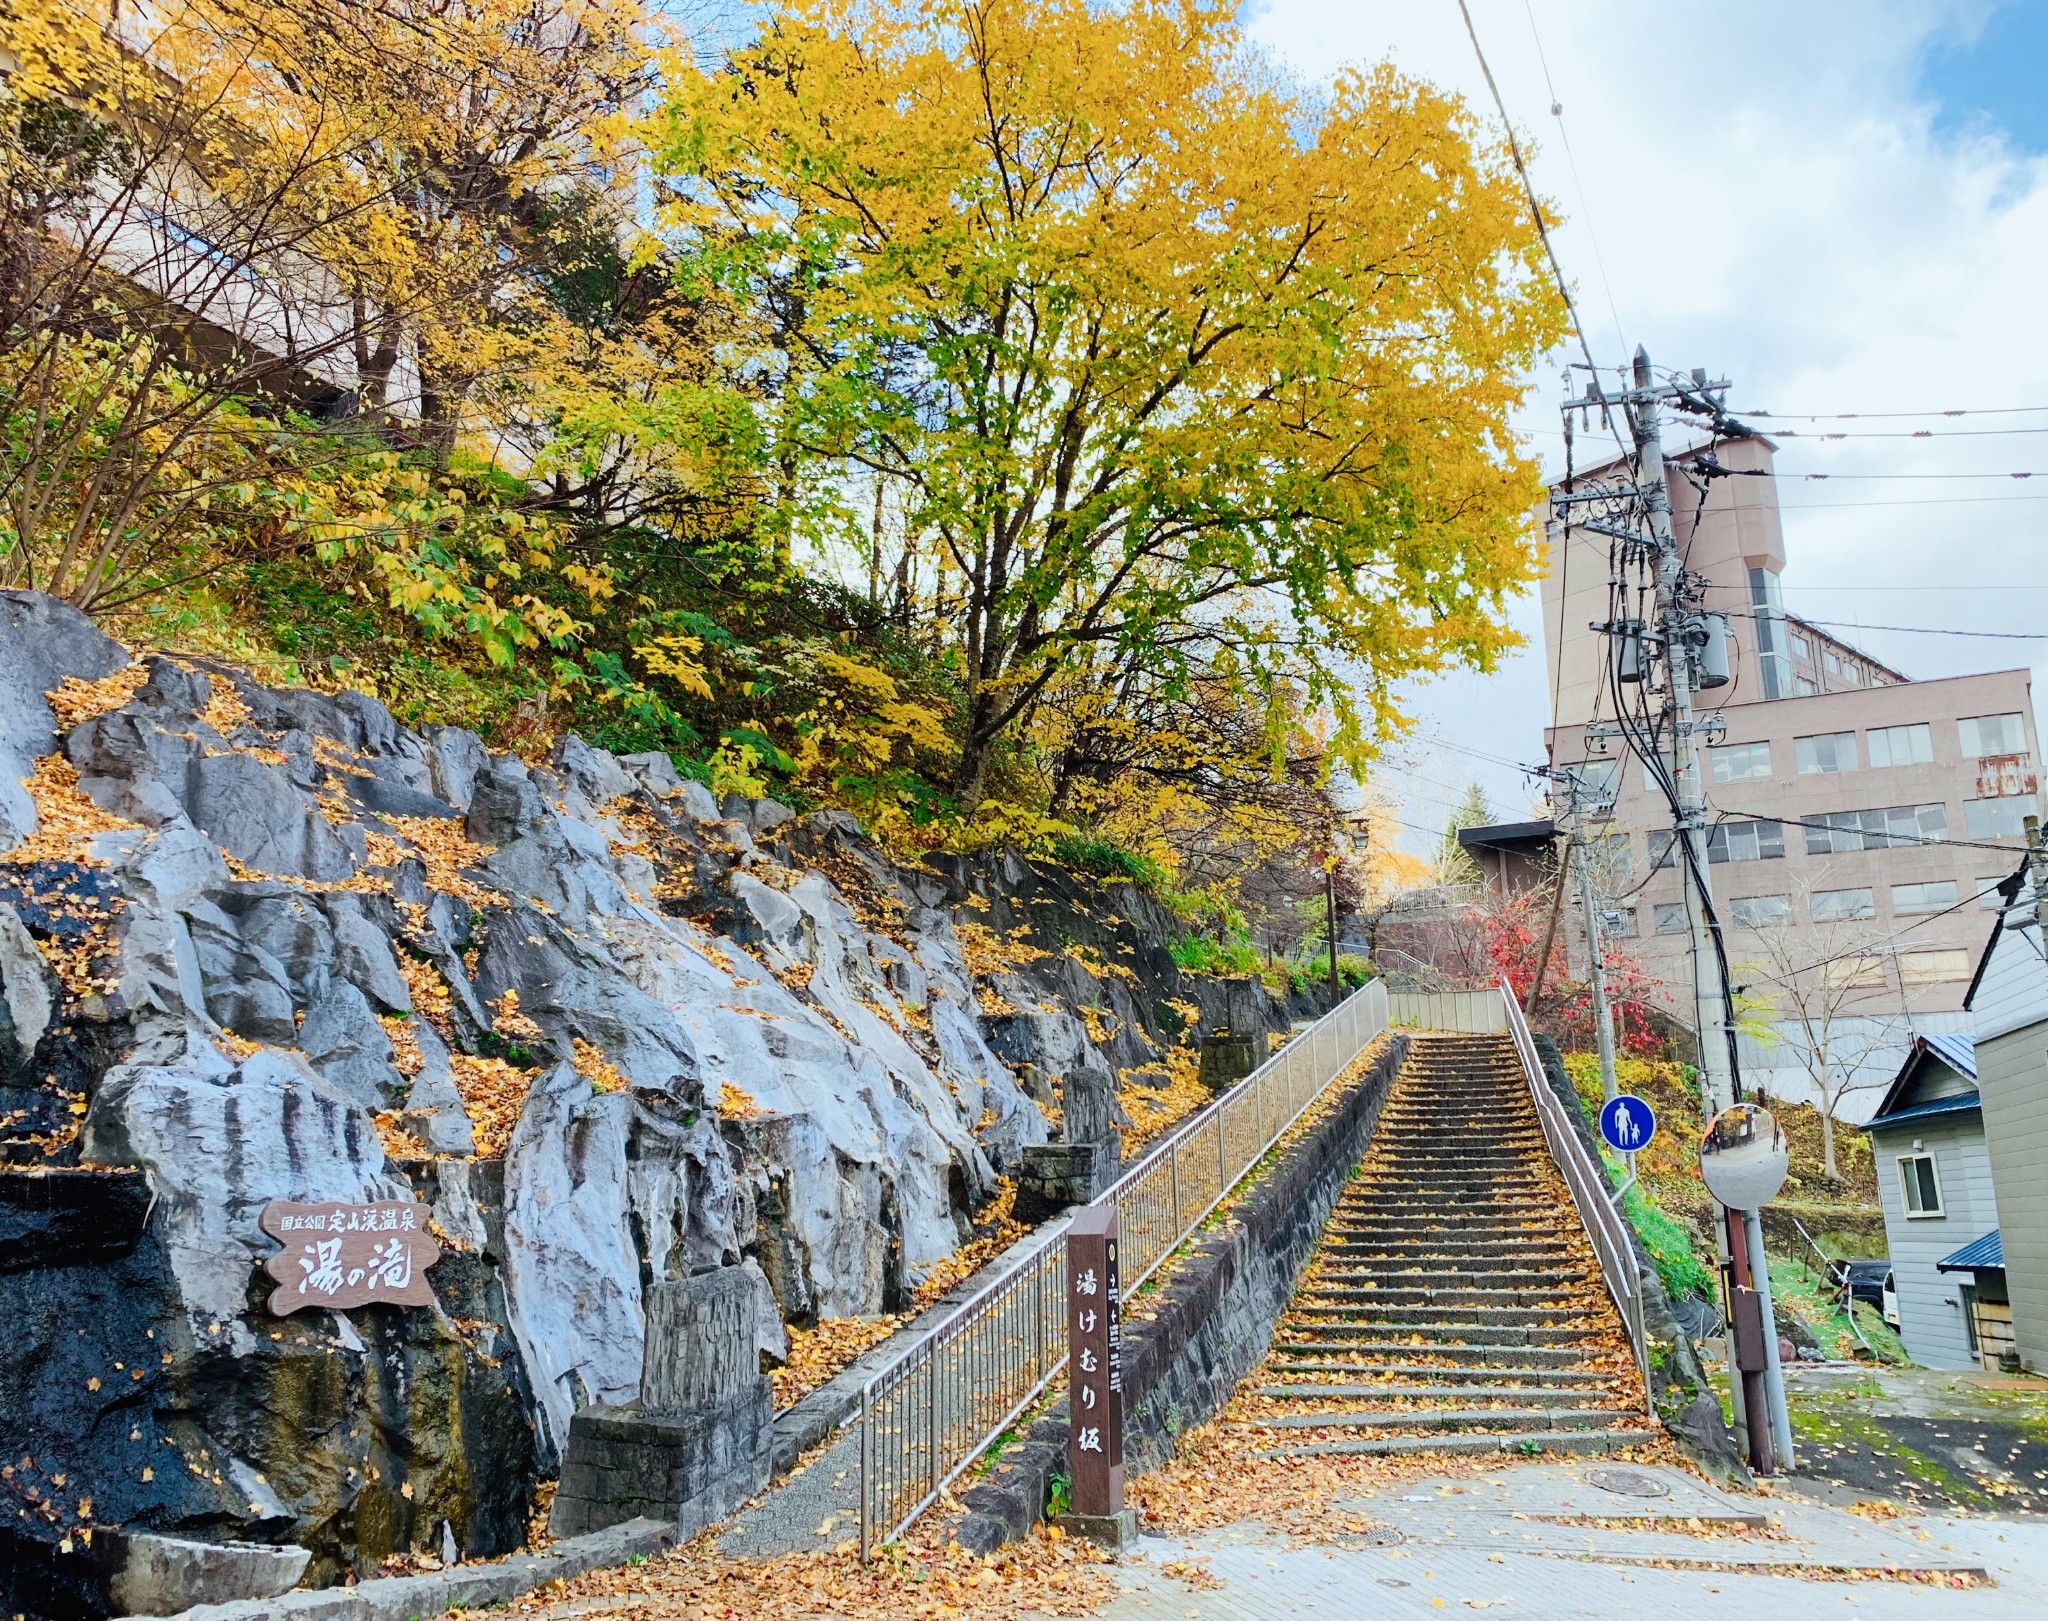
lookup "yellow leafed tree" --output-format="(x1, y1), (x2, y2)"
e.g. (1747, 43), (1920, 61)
(654, 0), (1566, 813)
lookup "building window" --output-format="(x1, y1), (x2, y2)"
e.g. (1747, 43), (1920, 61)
(1795, 676), (1817, 697)
(1867, 723), (1933, 768)
(1960, 713), (2028, 756)
(1586, 831), (1632, 875)
(1603, 905), (1639, 938)
(1824, 650), (1842, 676)
(1901, 949), (1972, 985)
(1824, 955), (1889, 989)
(1711, 741), (1773, 784)
(1706, 819), (1785, 863)
(1804, 803), (1949, 854)
(1653, 902), (1689, 934)
(1790, 632), (1812, 661)
(1730, 895), (1791, 927)
(1890, 881), (1959, 915)
(1796, 732), (1858, 774)
(1811, 887), (1876, 921)
(1750, 567), (1791, 700)
(1965, 794), (2039, 841)
(1897, 1153), (1943, 1217)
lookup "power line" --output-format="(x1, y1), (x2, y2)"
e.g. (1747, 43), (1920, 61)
(1765, 425), (2048, 439)
(1453, 0), (1629, 466)
(1519, 0), (1625, 355)
(1742, 404), (2048, 420)
(1718, 609), (2048, 642)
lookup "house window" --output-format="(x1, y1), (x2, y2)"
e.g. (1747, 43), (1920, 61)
(1796, 732), (1858, 774)
(1653, 902), (1689, 935)
(1706, 819), (1784, 863)
(1822, 955), (1888, 989)
(1867, 724), (1933, 768)
(1711, 742), (1773, 784)
(1790, 632), (1813, 661)
(1960, 713), (2028, 756)
(1804, 803), (1949, 854)
(1901, 949), (1972, 985)
(1897, 1153), (1944, 1217)
(1730, 894), (1791, 927)
(1811, 887), (1875, 921)
(1890, 881), (1959, 915)
(1965, 794), (2038, 841)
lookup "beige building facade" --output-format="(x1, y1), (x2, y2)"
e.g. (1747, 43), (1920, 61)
(1542, 438), (2040, 1118)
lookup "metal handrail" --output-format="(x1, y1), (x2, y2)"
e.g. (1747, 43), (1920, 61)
(1496, 980), (1652, 1399)
(857, 976), (1391, 1555)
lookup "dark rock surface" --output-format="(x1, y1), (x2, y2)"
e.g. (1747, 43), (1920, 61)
(0, 593), (1268, 1613)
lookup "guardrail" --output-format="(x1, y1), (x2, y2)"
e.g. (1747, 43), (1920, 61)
(1496, 979), (1650, 1397)
(857, 976), (1390, 1555)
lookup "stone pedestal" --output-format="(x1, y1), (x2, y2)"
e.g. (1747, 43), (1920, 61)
(1195, 1029), (1259, 1094)
(551, 1270), (772, 1539)
(1055, 1508), (1141, 1553)
(1014, 1142), (1115, 1225)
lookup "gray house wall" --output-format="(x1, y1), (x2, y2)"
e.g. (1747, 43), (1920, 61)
(1868, 1111), (1998, 1369)
(1977, 1019), (2048, 1372)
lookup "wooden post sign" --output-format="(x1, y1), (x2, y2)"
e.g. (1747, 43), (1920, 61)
(1065, 1202), (1125, 1516)
(259, 1200), (441, 1314)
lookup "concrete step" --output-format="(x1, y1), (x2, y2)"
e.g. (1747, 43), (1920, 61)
(1289, 1303), (1587, 1329)
(1279, 1321), (1597, 1347)
(1255, 1382), (1606, 1406)
(1321, 1238), (1575, 1257)
(1262, 1360), (1607, 1385)
(1251, 1406), (1628, 1433)
(1298, 1286), (1583, 1309)
(1312, 1260), (1580, 1281)
(1250, 1428), (1662, 1460)
(1271, 1340), (1594, 1366)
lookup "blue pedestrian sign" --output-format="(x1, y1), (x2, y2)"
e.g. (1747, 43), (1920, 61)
(1599, 1094), (1658, 1155)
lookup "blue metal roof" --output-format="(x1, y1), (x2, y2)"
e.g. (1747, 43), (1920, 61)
(1920, 1031), (1977, 1080)
(1861, 1091), (1982, 1132)
(1937, 1230), (2004, 1273)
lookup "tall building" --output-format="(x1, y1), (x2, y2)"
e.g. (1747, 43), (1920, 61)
(1542, 436), (2040, 1118)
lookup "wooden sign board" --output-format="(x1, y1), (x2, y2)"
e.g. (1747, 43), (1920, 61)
(259, 1200), (441, 1314)
(1066, 1202), (1125, 1516)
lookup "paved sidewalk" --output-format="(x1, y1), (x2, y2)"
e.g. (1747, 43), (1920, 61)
(1037, 1462), (2048, 1620)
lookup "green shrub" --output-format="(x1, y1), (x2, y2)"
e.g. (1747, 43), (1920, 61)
(1048, 835), (1170, 891)
(1613, 1171), (1714, 1302)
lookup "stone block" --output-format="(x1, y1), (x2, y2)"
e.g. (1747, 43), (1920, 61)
(1055, 1508), (1141, 1554)
(1196, 1031), (1259, 1094)
(643, 1270), (759, 1414)
(550, 1383), (772, 1541)
(97, 1530), (311, 1615)
(1013, 1143), (1111, 1225)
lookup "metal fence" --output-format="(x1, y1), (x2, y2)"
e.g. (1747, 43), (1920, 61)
(1388, 988), (1508, 1033)
(858, 977), (1391, 1555)
(1497, 980), (1651, 1396)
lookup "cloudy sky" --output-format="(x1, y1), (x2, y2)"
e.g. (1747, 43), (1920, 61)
(1242, 1), (2048, 856)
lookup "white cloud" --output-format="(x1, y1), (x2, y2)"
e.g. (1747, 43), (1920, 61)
(1245, 1), (2048, 850)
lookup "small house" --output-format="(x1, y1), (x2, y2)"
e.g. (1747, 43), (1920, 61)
(1861, 1033), (2001, 1369)
(1963, 864), (2048, 1372)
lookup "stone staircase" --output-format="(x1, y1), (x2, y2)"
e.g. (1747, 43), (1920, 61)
(1247, 1032), (1656, 1458)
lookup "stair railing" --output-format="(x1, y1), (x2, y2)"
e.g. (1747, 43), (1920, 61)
(1496, 980), (1652, 1400)
(856, 977), (1392, 1557)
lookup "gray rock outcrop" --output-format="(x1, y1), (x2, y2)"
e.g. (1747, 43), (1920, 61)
(0, 595), (1297, 1607)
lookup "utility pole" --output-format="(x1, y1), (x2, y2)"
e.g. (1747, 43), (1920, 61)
(1555, 766), (1619, 1103)
(2026, 814), (2048, 941)
(1568, 347), (1783, 1473)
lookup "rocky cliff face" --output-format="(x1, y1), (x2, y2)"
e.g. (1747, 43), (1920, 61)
(0, 592), (1284, 1602)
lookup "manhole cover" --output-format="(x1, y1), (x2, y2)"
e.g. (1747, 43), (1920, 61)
(1584, 1468), (1671, 1498)
(1339, 1526), (1406, 1547)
